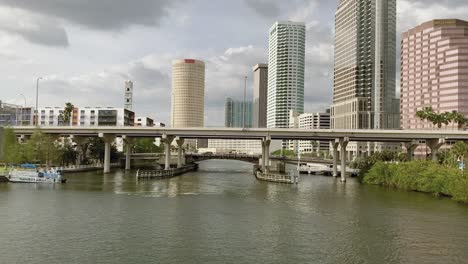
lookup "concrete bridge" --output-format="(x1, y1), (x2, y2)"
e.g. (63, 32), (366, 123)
(122, 153), (262, 168)
(5, 126), (468, 182)
(186, 153), (261, 164)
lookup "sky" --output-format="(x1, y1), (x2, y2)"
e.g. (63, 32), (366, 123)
(1, 0), (467, 126)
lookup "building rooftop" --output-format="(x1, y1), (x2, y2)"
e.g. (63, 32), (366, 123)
(402, 19), (468, 36)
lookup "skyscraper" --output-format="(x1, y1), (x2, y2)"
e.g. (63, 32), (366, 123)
(253, 64), (268, 128)
(331, 0), (399, 130)
(124, 80), (133, 110)
(267, 21), (306, 128)
(225, 98), (253, 128)
(171, 59), (205, 128)
(400, 19), (468, 130)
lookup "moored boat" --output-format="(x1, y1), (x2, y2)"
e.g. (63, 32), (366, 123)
(8, 164), (66, 183)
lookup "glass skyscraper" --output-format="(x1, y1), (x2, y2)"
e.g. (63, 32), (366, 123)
(225, 98), (253, 128)
(267, 21), (306, 128)
(331, 0), (399, 129)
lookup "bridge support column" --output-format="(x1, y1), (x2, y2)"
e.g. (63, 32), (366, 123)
(162, 134), (175, 170)
(427, 138), (446, 161)
(332, 139), (340, 177)
(99, 134), (115, 173)
(262, 137), (271, 172)
(340, 137), (349, 182)
(404, 140), (419, 161)
(0, 127), (4, 162)
(176, 137), (185, 168)
(122, 136), (135, 170)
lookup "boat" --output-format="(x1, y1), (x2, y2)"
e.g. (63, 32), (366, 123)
(8, 164), (66, 183)
(298, 163), (330, 174)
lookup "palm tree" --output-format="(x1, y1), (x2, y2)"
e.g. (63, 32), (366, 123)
(441, 112), (451, 129)
(430, 113), (447, 129)
(59, 102), (74, 126)
(448, 111), (457, 130)
(453, 112), (467, 130)
(416, 106), (436, 128)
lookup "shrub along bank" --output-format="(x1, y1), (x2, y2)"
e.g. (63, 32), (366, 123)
(362, 161), (468, 203)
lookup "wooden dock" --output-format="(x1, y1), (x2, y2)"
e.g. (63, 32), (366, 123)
(253, 166), (298, 184)
(136, 164), (198, 179)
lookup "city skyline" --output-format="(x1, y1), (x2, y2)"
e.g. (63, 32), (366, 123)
(1, 0), (467, 126)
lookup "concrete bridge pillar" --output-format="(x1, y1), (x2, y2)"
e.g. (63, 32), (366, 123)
(332, 139), (340, 177)
(0, 127), (4, 162)
(175, 137), (185, 168)
(404, 140), (419, 161)
(122, 136), (135, 170)
(162, 134), (175, 170)
(99, 133), (115, 173)
(340, 137), (349, 182)
(427, 138), (446, 161)
(262, 136), (271, 172)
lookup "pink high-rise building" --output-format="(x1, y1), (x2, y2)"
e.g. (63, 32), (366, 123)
(400, 19), (468, 129)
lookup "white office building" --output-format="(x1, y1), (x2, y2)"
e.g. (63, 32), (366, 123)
(289, 110), (331, 154)
(267, 21), (306, 129)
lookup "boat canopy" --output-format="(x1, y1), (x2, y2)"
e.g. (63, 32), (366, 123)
(20, 164), (37, 169)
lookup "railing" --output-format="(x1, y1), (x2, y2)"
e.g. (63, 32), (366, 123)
(60, 163), (121, 171)
(187, 154), (260, 160)
(256, 171), (299, 184)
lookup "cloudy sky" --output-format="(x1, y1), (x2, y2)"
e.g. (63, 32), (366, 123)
(1, 0), (467, 126)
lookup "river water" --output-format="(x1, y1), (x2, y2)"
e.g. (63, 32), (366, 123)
(1, 160), (468, 264)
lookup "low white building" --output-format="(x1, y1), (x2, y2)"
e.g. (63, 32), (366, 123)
(207, 139), (263, 155)
(135, 117), (154, 127)
(37, 106), (135, 127)
(289, 110), (331, 154)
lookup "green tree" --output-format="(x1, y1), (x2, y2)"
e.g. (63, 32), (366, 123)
(1, 127), (22, 164)
(57, 138), (78, 166)
(452, 111), (467, 130)
(133, 138), (163, 153)
(25, 129), (60, 166)
(451, 141), (468, 163)
(416, 106), (434, 123)
(271, 149), (296, 157)
(87, 137), (120, 162)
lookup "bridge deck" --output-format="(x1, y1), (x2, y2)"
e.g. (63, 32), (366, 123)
(10, 126), (468, 142)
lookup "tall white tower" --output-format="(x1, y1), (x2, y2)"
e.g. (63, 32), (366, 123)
(171, 59), (205, 128)
(267, 21), (306, 128)
(124, 80), (133, 110)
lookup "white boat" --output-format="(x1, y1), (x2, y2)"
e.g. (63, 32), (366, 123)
(298, 163), (330, 174)
(8, 164), (66, 183)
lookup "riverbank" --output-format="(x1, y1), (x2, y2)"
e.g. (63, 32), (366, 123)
(362, 161), (468, 203)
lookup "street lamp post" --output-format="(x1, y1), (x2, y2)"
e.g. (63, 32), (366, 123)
(35, 77), (42, 125)
(243, 76), (247, 129)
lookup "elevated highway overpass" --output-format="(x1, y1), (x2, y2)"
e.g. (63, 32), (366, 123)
(4, 126), (468, 182)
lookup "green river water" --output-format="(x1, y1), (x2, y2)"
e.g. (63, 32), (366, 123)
(1, 160), (468, 264)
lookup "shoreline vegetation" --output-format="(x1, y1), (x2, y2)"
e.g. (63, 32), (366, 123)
(352, 142), (468, 203)
(362, 161), (468, 203)
(0, 127), (164, 167)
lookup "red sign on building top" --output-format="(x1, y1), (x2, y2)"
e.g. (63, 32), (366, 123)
(184, 59), (196, 63)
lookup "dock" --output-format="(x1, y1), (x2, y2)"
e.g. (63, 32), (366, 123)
(136, 164), (198, 179)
